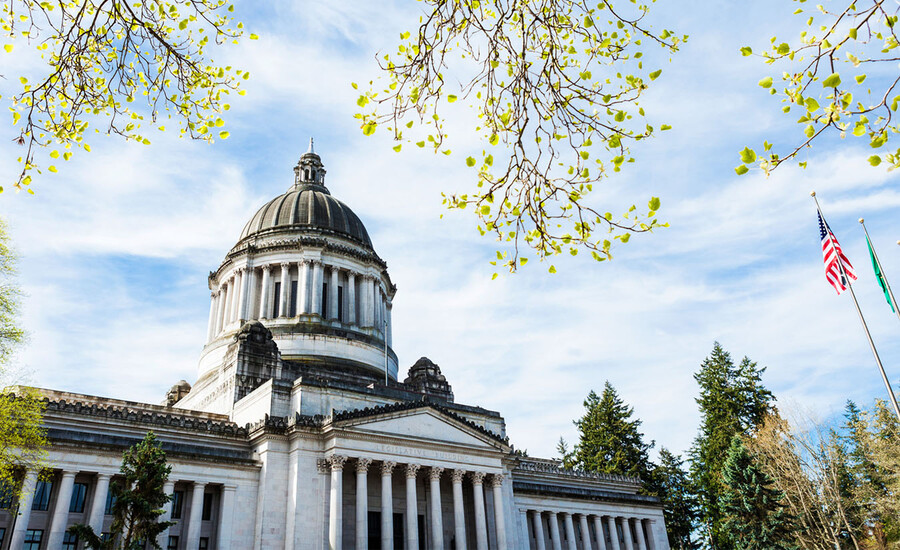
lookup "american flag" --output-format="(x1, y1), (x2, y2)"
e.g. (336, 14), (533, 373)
(819, 212), (857, 294)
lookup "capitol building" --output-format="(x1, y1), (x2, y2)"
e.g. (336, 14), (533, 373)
(0, 144), (669, 550)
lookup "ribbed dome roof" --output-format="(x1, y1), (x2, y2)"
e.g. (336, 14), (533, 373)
(238, 183), (372, 248)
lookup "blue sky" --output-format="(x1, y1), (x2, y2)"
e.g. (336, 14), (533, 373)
(1, 0), (899, 459)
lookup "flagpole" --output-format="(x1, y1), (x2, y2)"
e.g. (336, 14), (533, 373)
(859, 218), (900, 324)
(811, 192), (900, 421)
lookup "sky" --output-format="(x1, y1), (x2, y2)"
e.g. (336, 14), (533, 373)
(1, 0), (899, 460)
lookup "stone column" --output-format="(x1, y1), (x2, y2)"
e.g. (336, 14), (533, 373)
(579, 515), (593, 550)
(46, 470), (77, 548)
(606, 517), (620, 550)
(88, 473), (112, 536)
(381, 462), (396, 550)
(471, 472), (488, 550)
(347, 272), (357, 325)
(297, 260), (308, 315)
(356, 459), (372, 550)
(632, 519), (643, 550)
(220, 281), (231, 329)
(218, 486), (236, 550)
(563, 513), (577, 550)
(329, 455), (348, 550)
(242, 266), (256, 320)
(405, 464), (421, 550)
(329, 268), (339, 321)
(548, 512), (562, 550)
(620, 518), (633, 550)
(312, 261), (324, 316)
(259, 265), (272, 319)
(214, 288), (225, 334)
(429, 467), (444, 550)
(207, 292), (218, 340)
(641, 520), (654, 550)
(231, 268), (244, 323)
(8, 469), (39, 549)
(592, 516), (606, 550)
(279, 263), (291, 318)
(451, 470), (467, 550)
(490, 475), (507, 550)
(361, 276), (373, 327)
(531, 511), (546, 550)
(155, 480), (175, 549)
(185, 482), (207, 550)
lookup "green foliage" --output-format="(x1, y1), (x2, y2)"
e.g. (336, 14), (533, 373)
(652, 448), (698, 550)
(0, 216), (46, 504)
(69, 431), (173, 550)
(1, 0), (255, 193)
(737, 0), (900, 175)
(719, 436), (796, 550)
(570, 382), (654, 481)
(689, 342), (773, 549)
(355, 0), (686, 272)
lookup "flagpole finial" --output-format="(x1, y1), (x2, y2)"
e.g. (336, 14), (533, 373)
(859, 218), (865, 224)
(810, 190), (817, 197)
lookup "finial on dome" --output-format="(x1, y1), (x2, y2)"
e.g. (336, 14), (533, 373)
(293, 137), (327, 188)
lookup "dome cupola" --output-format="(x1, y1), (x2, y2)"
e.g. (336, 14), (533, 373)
(194, 141), (398, 398)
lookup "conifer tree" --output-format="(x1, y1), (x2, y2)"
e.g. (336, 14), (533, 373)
(571, 381), (654, 481)
(652, 448), (698, 550)
(720, 436), (796, 550)
(689, 342), (773, 549)
(70, 431), (173, 550)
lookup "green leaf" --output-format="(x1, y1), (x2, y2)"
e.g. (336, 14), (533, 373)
(856, 74), (866, 84)
(776, 42), (790, 54)
(869, 155), (882, 166)
(739, 147), (757, 163)
(740, 46), (752, 56)
(853, 123), (867, 137)
(362, 122), (377, 136)
(218, 131), (229, 140)
(649, 69), (662, 80)
(849, 27), (858, 40)
(548, 265), (557, 274)
(805, 125), (815, 138)
(447, 94), (458, 103)
(648, 197), (661, 211)
(2, 44), (12, 53)
(804, 97), (819, 112)
(735, 165), (749, 175)
(179, 19), (189, 30)
(822, 73), (841, 88)
(758, 76), (774, 88)
(619, 233), (630, 243)
(466, 156), (476, 167)
(393, 144), (402, 152)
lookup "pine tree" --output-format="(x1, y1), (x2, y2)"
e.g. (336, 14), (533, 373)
(652, 448), (698, 550)
(689, 342), (774, 549)
(720, 436), (796, 550)
(571, 381), (654, 481)
(70, 431), (173, 549)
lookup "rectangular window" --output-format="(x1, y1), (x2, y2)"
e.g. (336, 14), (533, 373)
(24, 529), (42, 550)
(392, 513), (404, 550)
(105, 485), (118, 514)
(273, 282), (281, 317)
(201, 492), (212, 521)
(367, 511), (380, 550)
(289, 280), (298, 317)
(63, 531), (78, 550)
(337, 286), (344, 322)
(417, 514), (426, 550)
(70, 482), (88, 513)
(171, 490), (184, 519)
(321, 283), (328, 317)
(101, 532), (113, 542)
(199, 537), (209, 550)
(0, 527), (6, 547)
(32, 480), (52, 511)
(167, 536), (179, 550)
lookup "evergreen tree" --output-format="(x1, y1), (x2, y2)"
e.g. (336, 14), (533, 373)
(689, 343), (774, 549)
(571, 381), (654, 481)
(720, 436), (796, 550)
(70, 432), (173, 550)
(652, 448), (698, 550)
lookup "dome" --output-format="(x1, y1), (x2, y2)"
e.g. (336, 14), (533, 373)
(238, 184), (372, 248)
(237, 140), (373, 248)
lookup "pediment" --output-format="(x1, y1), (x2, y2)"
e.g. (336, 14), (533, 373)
(335, 406), (503, 450)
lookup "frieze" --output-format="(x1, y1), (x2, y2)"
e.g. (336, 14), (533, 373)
(41, 396), (247, 438)
(515, 458), (641, 485)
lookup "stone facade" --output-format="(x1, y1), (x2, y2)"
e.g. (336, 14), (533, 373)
(0, 145), (669, 550)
